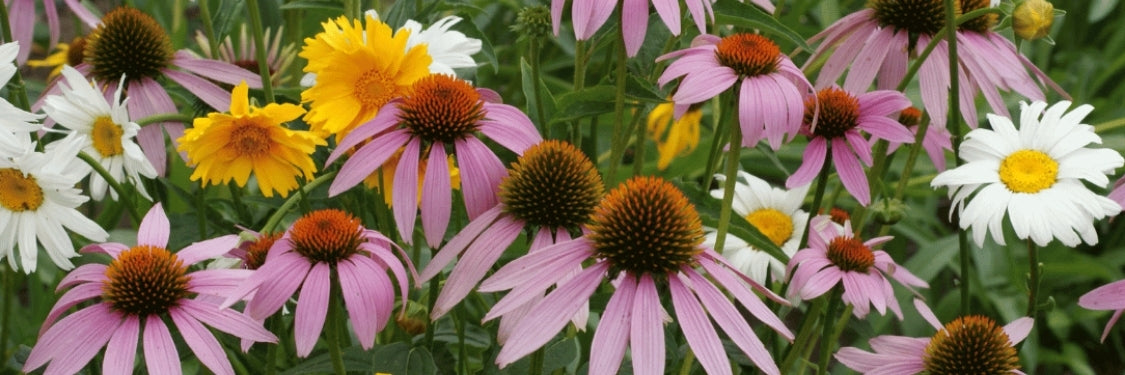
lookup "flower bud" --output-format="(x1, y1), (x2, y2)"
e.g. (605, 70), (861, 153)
(1013, 0), (1055, 41)
(872, 198), (907, 226)
(512, 6), (552, 42)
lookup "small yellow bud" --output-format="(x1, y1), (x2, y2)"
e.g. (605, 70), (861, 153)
(1013, 0), (1055, 41)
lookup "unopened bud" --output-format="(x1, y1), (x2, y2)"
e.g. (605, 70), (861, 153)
(512, 6), (552, 42)
(1013, 0), (1055, 41)
(872, 198), (907, 226)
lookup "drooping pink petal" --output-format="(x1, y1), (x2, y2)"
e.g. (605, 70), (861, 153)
(393, 138), (422, 244)
(669, 275), (731, 375)
(816, 22), (876, 89)
(787, 137), (827, 188)
(1101, 310), (1124, 342)
(422, 145), (453, 247)
(295, 262), (332, 357)
(913, 299), (944, 331)
(79, 243), (128, 258)
(833, 138), (871, 205)
(482, 241), (598, 322)
(479, 237), (594, 293)
(102, 315), (140, 375)
(243, 252), (312, 319)
(686, 268), (779, 375)
(328, 105), (403, 164)
(683, 0), (708, 34)
(172, 51), (262, 87)
(329, 129), (412, 196)
(658, 49), (718, 84)
(63, 0), (99, 27)
(128, 78), (179, 176)
(1079, 279), (1125, 310)
(40, 282), (103, 336)
(56, 263), (106, 292)
(652, 0), (682, 36)
(433, 215), (523, 319)
(630, 274), (665, 375)
(857, 90), (912, 118)
(143, 315), (182, 375)
(622, 0), (649, 57)
(188, 269), (254, 296)
(421, 205), (504, 282)
(25, 303), (119, 374)
(163, 68), (234, 111)
(137, 203), (169, 248)
(494, 262), (608, 368)
(551, 0), (564, 35)
(673, 67), (738, 104)
(171, 308), (235, 375)
(844, 29), (895, 94)
(455, 137), (506, 219)
(571, 0), (616, 41)
(361, 243), (413, 317)
(479, 103), (543, 153)
(176, 235), (240, 266)
(179, 299), (276, 343)
(589, 274), (635, 375)
(1003, 317), (1035, 345)
(859, 115), (915, 143)
(338, 255), (393, 348)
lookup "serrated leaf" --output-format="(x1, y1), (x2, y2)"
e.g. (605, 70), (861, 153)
(712, 0), (811, 52)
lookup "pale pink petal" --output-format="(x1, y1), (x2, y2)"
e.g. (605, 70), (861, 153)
(833, 138), (871, 205)
(1079, 279), (1125, 310)
(658, 49), (718, 85)
(844, 30), (894, 93)
(455, 137), (506, 219)
(102, 315), (140, 375)
(244, 252), (312, 319)
(482, 242), (598, 321)
(393, 138), (422, 244)
(799, 267), (842, 299)
(683, 0), (708, 34)
(328, 105), (403, 164)
(857, 90), (912, 118)
(10, 0), (32, 63)
(673, 67), (738, 104)
(1101, 310), (1124, 342)
(328, 129), (412, 196)
(295, 262), (332, 357)
(138, 203), (169, 248)
(56, 263), (107, 290)
(188, 269), (254, 296)
(433, 215), (523, 318)
(698, 257), (792, 339)
(1003, 317), (1034, 345)
(40, 282), (103, 336)
(686, 268), (779, 375)
(738, 77), (769, 147)
(876, 31), (910, 90)
(144, 315), (183, 375)
(43, 0), (60, 50)
(128, 78), (178, 176)
(64, 0), (99, 27)
(630, 274), (665, 375)
(179, 299), (276, 343)
(421, 205), (504, 282)
(422, 145), (453, 247)
(816, 23), (875, 88)
(622, 0), (649, 57)
(361, 242), (412, 316)
(172, 51), (262, 87)
(551, 0), (564, 35)
(652, 0), (682, 35)
(669, 275), (731, 375)
(913, 299), (944, 331)
(495, 262), (608, 368)
(171, 307), (235, 375)
(79, 243), (128, 258)
(572, 0), (615, 40)
(589, 275), (635, 375)
(479, 103), (543, 153)
(177, 234), (240, 266)
(859, 115), (915, 143)
(25, 303), (119, 373)
(338, 256), (393, 348)
(163, 68), (233, 111)
(479, 237), (594, 292)
(845, 130), (873, 165)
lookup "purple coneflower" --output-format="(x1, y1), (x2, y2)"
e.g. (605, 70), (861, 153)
(327, 74), (542, 248)
(1079, 277), (1125, 342)
(479, 176), (792, 375)
(658, 33), (811, 150)
(24, 204), (276, 375)
(223, 209), (414, 357)
(9, 0), (60, 63)
(835, 299), (1033, 374)
(786, 216), (927, 318)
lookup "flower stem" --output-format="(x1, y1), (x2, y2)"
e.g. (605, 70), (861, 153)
(803, 145), (833, 248)
(264, 315), (281, 375)
(817, 294), (851, 374)
(77, 151), (145, 224)
(260, 171), (338, 233)
(137, 113), (195, 126)
(344, 0), (360, 20)
(528, 37), (549, 137)
(678, 348), (695, 375)
(0, 267), (12, 366)
(942, 0), (973, 318)
(713, 103), (743, 257)
(780, 297), (827, 373)
(528, 345), (545, 375)
(197, 0), (221, 58)
(424, 272), (440, 348)
(245, 0), (275, 102)
(326, 268), (347, 375)
(572, 40), (588, 149)
(1027, 239), (1041, 317)
(606, 15), (630, 186)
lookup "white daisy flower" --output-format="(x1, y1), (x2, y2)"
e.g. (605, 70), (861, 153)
(704, 171), (810, 284)
(0, 136), (108, 273)
(42, 65), (157, 201)
(0, 41), (45, 157)
(931, 101), (1124, 247)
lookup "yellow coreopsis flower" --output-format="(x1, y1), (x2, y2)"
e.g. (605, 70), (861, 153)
(178, 82), (326, 197)
(646, 101), (702, 170)
(300, 14), (432, 137)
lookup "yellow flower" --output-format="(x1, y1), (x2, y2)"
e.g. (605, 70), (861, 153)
(178, 82), (326, 197)
(646, 101), (702, 170)
(366, 147), (461, 206)
(27, 37), (85, 79)
(1013, 0), (1055, 41)
(300, 14), (432, 137)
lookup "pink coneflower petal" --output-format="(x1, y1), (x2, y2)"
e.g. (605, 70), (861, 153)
(394, 138), (422, 243)
(177, 235), (240, 266)
(631, 274), (664, 374)
(551, 0), (564, 35)
(79, 242), (127, 258)
(572, 0), (615, 40)
(421, 206), (503, 282)
(1004, 317), (1035, 345)
(164, 68), (233, 111)
(172, 51), (262, 87)
(496, 261), (608, 368)
(1079, 280), (1125, 309)
(422, 145), (453, 247)
(242, 252), (312, 318)
(689, 267), (779, 375)
(858, 91), (912, 118)
(358, 255), (398, 334)
(57, 263), (107, 291)
(1101, 310), (1124, 342)
(622, 0), (648, 56)
(479, 237), (594, 293)
(657, 47), (713, 79)
(327, 107), (403, 164)
(481, 242), (598, 322)
(338, 256), (391, 348)
(816, 22), (876, 89)
(684, 0), (710, 34)
(479, 104), (542, 159)
(589, 274), (635, 375)
(171, 308), (234, 375)
(26, 303), (119, 375)
(652, 0), (682, 35)
(179, 299), (275, 343)
(40, 283), (103, 336)
(844, 30), (894, 94)
(698, 257), (793, 339)
(739, 76), (769, 147)
(833, 138), (871, 205)
(455, 137), (505, 219)
(363, 240), (414, 313)
(187, 269), (254, 295)
(846, 130), (873, 165)
(138, 203), (170, 247)
(669, 275), (731, 375)
(102, 315), (140, 375)
(876, 31), (910, 91)
(787, 137), (827, 188)
(800, 267), (843, 299)
(128, 78), (178, 176)
(674, 67), (738, 104)
(143, 315), (182, 375)
(64, 0), (99, 27)
(433, 215), (522, 318)
(329, 129), (412, 196)
(295, 263), (331, 357)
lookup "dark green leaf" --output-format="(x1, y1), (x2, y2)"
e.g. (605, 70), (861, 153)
(277, 0), (341, 12)
(712, 0), (811, 52)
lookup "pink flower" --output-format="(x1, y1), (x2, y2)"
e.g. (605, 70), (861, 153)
(479, 176), (792, 375)
(327, 74), (541, 248)
(1079, 279), (1125, 342)
(422, 140), (602, 339)
(9, 0), (60, 63)
(223, 209), (415, 357)
(34, 7), (261, 176)
(658, 33), (812, 150)
(552, 0), (773, 56)
(835, 299), (1033, 374)
(24, 203), (276, 375)
(881, 107), (954, 171)
(786, 87), (914, 206)
(786, 216), (927, 319)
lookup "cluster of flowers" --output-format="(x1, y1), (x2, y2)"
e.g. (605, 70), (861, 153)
(2, 0), (1125, 374)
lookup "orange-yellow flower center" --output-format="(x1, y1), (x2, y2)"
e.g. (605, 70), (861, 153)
(102, 245), (191, 316)
(398, 74), (485, 144)
(85, 7), (173, 83)
(899, 107), (922, 127)
(589, 176), (704, 276)
(230, 120), (273, 157)
(354, 69), (397, 112)
(869, 0), (952, 36)
(745, 208), (794, 247)
(499, 140), (604, 229)
(714, 33), (781, 77)
(923, 315), (1021, 375)
(0, 168), (44, 212)
(244, 232), (282, 270)
(807, 87), (861, 139)
(289, 209), (363, 263)
(67, 36), (87, 68)
(826, 236), (874, 272)
(998, 149), (1057, 193)
(959, 0), (999, 33)
(828, 208), (851, 225)
(91, 116), (125, 158)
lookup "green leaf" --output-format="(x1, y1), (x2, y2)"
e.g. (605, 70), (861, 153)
(372, 343), (439, 375)
(457, 16), (500, 74)
(277, 0), (341, 12)
(521, 57), (557, 127)
(1089, 0), (1118, 23)
(673, 179), (790, 263)
(625, 74), (668, 103)
(551, 85), (618, 123)
(280, 346), (375, 374)
(541, 337), (581, 372)
(712, 0), (812, 52)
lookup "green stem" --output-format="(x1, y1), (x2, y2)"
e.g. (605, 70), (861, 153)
(1095, 117), (1125, 134)
(878, 118), (932, 237)
(944, 0), (972, 318)
(0, 267), (12, 366)
(283, 1), (304, 85)
(713, 103), (743, 257)
(850, 139), (890, 230)
(77, 151), (144, 224)
(528, 345), (545, 375)
(424, 272), (440, 348)
(325, 268), (347, 375)
(780, 298), (827, 373)
(632, 106), (648, 176)
(260, 171), (338, 233)
(803, 147), (833, 248)
(677, 348), (695, 375)
(344, 0), (360, 20)
(197, 0), (221, 58)
(528, 37), (548, 137)
(1027, 239), (1040, 317)
(606, 16), (630, 185)
(454, 308), (469, 374)
(703, 96), (733, 190)
(245, 0), (275, 101)
(817, 293), (850, 374)
(229, 183), (253, 225)
(572, 40), (588, 149)
(264, 315), (281, 375)
(137, 113), (195, 126)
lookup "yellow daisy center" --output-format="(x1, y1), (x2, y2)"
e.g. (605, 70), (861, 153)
(869, 0), (953, 36)
(289, 209), (363, 263)
(826, 236), (874, 272)
(398, 74), (485, 144)
(354, 69), (398, 112)
(923, 315), (1021, 375)
(85, 7), (173, 83)
(745, 208), (794, 247)
(588, 176), (704, 277)
(0, 168), (44, 212)
(91, 116), (125, 158)
(998, 149), (1057, 193)
(102, 245), (191, 316)
(807, 87), (861, 139)
(230, 120), (273, 157)
(499, 140), (604, 229)
(714, 33), (781, 77)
